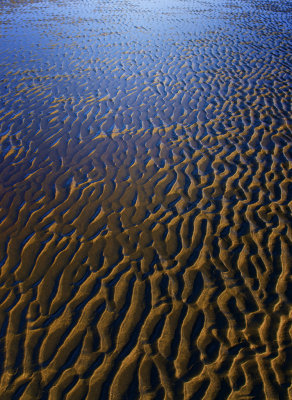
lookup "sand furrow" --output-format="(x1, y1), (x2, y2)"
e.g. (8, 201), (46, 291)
(0, 0), (291, 398)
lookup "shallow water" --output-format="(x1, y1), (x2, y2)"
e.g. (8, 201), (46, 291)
(0, 0), (291, 398)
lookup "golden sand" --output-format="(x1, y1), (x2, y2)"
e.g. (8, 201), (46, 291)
(0, 0), (291, 398)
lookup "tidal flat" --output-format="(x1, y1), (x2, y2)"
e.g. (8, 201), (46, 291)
(0, 0), (291, 399)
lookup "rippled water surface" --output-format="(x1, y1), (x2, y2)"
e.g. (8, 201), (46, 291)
(0, 0), (291, 399)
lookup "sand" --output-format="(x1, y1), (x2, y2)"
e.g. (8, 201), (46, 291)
(0, 0), (291, 398)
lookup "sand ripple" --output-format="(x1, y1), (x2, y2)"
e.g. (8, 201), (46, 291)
(0, 0), (291, 399)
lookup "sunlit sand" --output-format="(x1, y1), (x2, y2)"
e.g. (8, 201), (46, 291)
(0, 0), (291, 398)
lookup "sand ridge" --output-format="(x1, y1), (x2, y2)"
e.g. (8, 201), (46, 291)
(0, 0), (291, 399)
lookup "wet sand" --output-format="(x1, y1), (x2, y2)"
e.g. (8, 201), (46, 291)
(0, 0), (291, 398)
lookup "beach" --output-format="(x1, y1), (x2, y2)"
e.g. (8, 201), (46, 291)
(0, 0), (291, 398)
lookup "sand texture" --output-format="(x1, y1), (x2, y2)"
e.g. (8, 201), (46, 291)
(0, 0), (291, 399)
